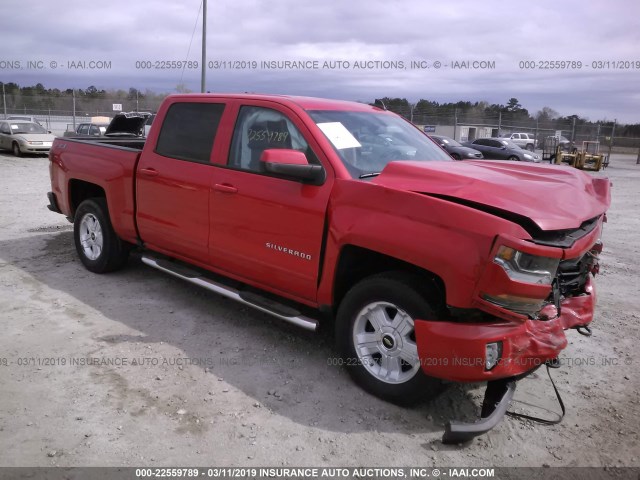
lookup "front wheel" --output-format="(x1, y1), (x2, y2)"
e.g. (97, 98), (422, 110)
(12, 142), (22, 157)
(450, 153), (461, 160)
(508, 155), (519, 161)
(74, 198), (130, 273)
(335, 272), (443, 406)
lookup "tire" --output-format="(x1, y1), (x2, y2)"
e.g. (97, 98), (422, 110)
(508, 155), (519, 161)
(450, 153), (461, 160)
(335, 272), (444, 406)
(73, 198), (129, 273)
(525, 144), (534, 151)
(12, 142), (22, 157)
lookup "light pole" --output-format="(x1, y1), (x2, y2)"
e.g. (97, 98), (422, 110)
(201, 0), (207, 93)
(2, 83), (6, 119)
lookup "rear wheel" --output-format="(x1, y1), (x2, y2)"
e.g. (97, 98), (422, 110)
(525, 144), (534, 151)
(74, 198), (130, 273)
(12, 142), (22, 157)
(336, 272), (443, 406)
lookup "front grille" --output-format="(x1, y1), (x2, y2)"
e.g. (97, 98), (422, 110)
(531, 216), (600, 249)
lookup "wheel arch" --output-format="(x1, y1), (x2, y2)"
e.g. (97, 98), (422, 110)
(332, 244), (446, 314)
(68, 179), (107, 219)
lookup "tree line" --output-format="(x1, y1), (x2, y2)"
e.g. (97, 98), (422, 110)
(1, 82), (639, 137)
(374, 97), (640, 137)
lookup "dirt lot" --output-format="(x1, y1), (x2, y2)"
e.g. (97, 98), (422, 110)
(0, 152), (638, 468)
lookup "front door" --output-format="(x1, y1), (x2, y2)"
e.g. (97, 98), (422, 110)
(209, 103), (333, 303)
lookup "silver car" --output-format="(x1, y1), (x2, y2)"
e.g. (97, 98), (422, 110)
(0, 120), (55, 156)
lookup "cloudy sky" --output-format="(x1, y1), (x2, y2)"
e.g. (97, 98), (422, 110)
(2, 0), (640, 122)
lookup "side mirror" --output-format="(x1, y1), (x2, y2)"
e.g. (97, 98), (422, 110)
(260, 149), (325, 185)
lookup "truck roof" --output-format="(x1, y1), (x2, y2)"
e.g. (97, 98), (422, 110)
(164, 93), (384, 112)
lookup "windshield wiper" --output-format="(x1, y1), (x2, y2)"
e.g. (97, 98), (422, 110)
(359, 172), (381, 179)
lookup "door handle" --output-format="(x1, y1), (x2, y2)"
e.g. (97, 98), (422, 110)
(139, 167), (159, 177)
(214, 183), (238, 194)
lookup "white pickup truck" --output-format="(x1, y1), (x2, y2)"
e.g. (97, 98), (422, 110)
(499, 132), (536, 151)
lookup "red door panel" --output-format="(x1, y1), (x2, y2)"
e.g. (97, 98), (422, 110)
(209, 169), (331, 301)
(136, 153), (214, 261)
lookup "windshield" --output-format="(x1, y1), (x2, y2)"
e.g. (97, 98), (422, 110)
(308, 110), (451, 178)
(10, 122), (47, 134)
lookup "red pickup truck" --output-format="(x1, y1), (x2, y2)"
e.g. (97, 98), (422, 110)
(47, 94), (610, 443)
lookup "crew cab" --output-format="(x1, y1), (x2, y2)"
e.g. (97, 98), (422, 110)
(47, 94), (610, 443)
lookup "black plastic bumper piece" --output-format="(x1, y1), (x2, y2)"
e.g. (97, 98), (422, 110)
(47, 192), (62, 214)
(442, 378), (516, 444)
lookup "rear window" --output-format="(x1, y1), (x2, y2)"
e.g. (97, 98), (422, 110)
(155, 102), (225, 163)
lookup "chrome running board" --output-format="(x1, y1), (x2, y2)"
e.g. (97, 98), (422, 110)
(141, 255), (319, 332)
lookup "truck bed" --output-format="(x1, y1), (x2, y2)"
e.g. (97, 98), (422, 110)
(49, 136), (143, 242)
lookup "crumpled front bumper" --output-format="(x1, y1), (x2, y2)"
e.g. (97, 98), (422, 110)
(416, 276), (596, 443)
(414, 276), (595, 383)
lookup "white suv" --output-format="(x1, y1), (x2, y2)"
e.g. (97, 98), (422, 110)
(500, 133), (536, 151)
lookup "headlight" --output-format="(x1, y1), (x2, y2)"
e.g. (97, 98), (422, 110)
(467, 151), (477, 157)
(494, 246), (559, 285)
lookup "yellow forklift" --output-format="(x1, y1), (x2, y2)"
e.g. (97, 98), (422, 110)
(544, 137), (606, 171)
(574, 141), (606, 171)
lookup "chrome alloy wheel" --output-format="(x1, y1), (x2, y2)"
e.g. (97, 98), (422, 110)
(79, 213), (104, 261)
(352, 301), (420, 384)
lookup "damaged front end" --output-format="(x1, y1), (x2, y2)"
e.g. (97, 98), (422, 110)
(414, 217), (605, 443)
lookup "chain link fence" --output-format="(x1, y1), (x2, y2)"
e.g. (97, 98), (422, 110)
(1, 92), (165, 135)
(1, 92), (639, 154)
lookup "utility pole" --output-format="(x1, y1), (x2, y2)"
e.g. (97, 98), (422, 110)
(72, 90), (76, 129)
(136, 90), (139, 112)
(454, 108), (458, 140)
(608, 119), (616, 160)
(498, 111), (502, 136)
(201, 0), (207, 93)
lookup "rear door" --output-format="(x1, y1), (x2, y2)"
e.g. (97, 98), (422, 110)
(136, 99), (229, 263)
(485, 139), (510, 159)
(208, 101), (334, 303)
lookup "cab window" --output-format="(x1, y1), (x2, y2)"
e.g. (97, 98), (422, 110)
(228, 106), (316, 173)
(155, 102), (225, 164)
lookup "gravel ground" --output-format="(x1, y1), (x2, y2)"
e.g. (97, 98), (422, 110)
(0, 152), (638, 468)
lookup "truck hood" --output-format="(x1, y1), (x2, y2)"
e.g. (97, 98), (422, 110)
(372, 160), (611, 231)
